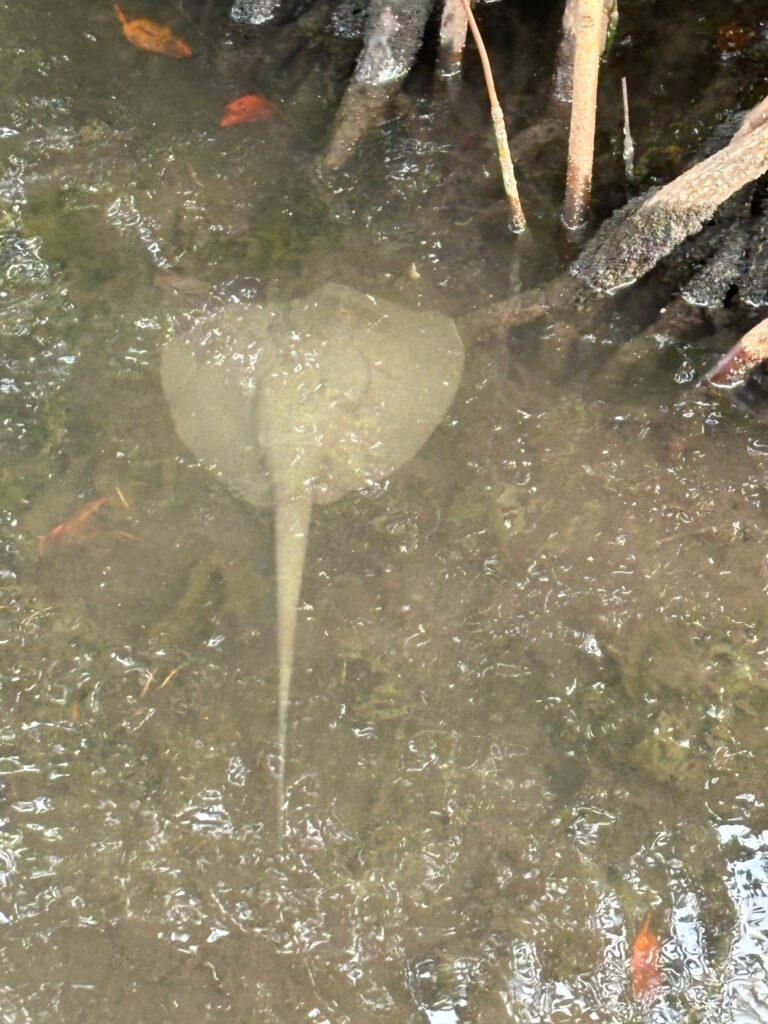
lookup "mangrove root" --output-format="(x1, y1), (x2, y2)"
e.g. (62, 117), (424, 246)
(704, 316), (768, 390)
(459, 275), (580, 339)
(733, 92), (768, 143)
(438, 0), (468, 77)
(563, 0), (611, 228)
(322, 0), (434, 169)
(554, 0), (615, 104)
(570, 119), (768, 294)
(322, 81), (400, 171)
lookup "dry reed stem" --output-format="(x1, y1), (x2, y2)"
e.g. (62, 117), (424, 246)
(704, 316), (768, 389)
(563, 0), (605, 228)
(460, 0), (526, 233)
(458, 274), (576, 338)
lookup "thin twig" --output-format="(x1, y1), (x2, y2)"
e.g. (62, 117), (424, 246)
(621, 76), (635, 183)
(157, 662), (187, 691)
(139, 668), (157, 700)
(564, 0), (605, 228)
(460, 0), (526, 233)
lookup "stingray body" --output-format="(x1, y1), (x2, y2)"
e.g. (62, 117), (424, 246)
(161, 282), (464, 830)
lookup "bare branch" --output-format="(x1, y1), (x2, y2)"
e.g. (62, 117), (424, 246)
(460, 0), (526, 233)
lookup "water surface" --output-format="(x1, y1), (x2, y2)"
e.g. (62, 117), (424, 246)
(2, 1), (768, 1020)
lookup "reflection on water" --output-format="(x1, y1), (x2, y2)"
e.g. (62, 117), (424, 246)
(2, 0), (768, 1020)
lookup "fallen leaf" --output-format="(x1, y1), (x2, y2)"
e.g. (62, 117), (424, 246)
(220, 94), (275, 128)
(114, 4), (192, 58)
(38, 497), (110, 555)
(631, 911), (661, 1000)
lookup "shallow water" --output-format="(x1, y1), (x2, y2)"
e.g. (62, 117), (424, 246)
(2, 0), (768, 1021)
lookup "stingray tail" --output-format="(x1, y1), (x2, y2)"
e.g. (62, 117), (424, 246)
(274, 487), (312, 840)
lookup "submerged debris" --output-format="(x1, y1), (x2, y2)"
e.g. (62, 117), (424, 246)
(38, 497), (109, 556)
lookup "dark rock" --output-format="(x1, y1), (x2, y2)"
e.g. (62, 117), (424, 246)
(741, 213), (768, 307)
(681, 219), (750, 308)
(230, 0), (317, 26)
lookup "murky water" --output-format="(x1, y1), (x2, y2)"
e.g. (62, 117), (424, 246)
(3, 0), (768, 1020)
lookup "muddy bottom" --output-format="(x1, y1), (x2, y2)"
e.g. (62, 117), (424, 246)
(2, 0), (768, 1021)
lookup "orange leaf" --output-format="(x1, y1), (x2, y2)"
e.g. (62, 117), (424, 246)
(630, 912), (661, 1000)
(220, 94), (275, 128)
(38, 497), (109, 555)
(114, 5), (191, 58)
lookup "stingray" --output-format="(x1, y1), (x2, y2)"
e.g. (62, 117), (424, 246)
(161, 282), (464, 830)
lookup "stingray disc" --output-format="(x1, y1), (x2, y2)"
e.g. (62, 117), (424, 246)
(161, 282), (465, 507)
(162, 282), (464, 833)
